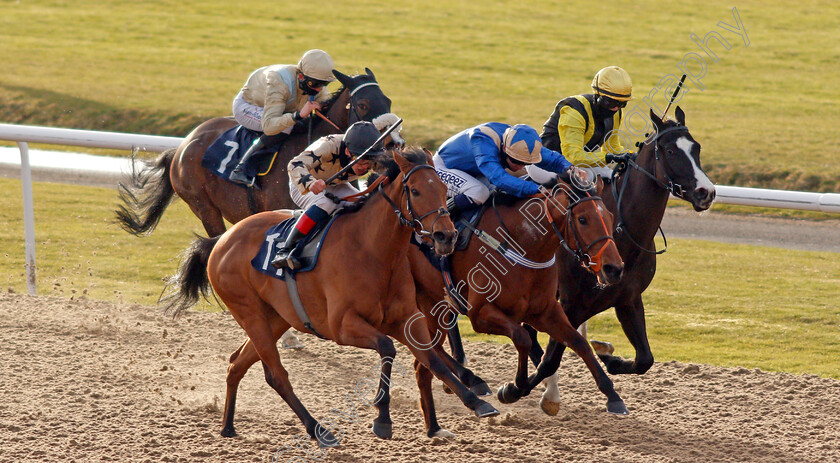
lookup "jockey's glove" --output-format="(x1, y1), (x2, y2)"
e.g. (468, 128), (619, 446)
(604, 152), (635, 164)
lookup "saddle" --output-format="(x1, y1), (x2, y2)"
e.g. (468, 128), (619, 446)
(200, 121), (308, 185)
(250, 210), (342, 281)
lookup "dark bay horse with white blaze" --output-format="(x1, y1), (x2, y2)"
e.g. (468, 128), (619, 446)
(160, 148), (499, 445)
(116, 69), (392, 238)
(407, 174), (628, 433)
(532, 107), (716, 407)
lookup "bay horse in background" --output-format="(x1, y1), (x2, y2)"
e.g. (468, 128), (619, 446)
(160, 148), (499, 445)
(531, 107), (716, 408)
(116, 68), (393, 238)
(408, 174), (628, 435)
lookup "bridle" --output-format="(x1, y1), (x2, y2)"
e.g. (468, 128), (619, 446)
(540, 186), (615, 273)
(612, 124), (692, 254)
(379, 164), (450, 241)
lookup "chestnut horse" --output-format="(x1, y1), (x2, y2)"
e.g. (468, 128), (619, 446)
(407, 174), (627, 435)
(160, 148), (498, 446)
(116, 68), (393, 238)
(532, 107), (716, 408)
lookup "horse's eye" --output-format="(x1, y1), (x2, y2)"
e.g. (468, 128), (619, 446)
(411, 188), (420, 196)
(578, 216), (587, 225)
(358, 102), (369, 112)
(667, 149), (674, 155)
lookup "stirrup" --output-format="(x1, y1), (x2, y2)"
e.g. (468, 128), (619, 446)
(229, 168), (255, 188)
(271, 249), (300, 270)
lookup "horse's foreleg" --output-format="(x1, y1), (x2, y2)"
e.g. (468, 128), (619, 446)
(523, 324), (563, 413)
(332, 318), (398, 440)
(414, 359), (455, 439)
(446, 318), (467, 366)
(434, 344), (492, 396)
(604, 295), (654, 375)
(537, 302), (628, 415)
(468, 305), (532, 405)
(395, 314), (499, 420)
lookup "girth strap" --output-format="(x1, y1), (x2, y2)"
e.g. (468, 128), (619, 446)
(284, 272), (328, 340)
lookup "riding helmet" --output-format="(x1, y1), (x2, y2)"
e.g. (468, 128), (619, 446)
(502, 124), (543, 164)
(591, 66), (633, 102)
(344, 121), (384, 157)
(298, 49), (336, 82)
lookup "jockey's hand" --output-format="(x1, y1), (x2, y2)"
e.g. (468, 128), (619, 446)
(604, 152), (634, 164)
(309, 179), (327, 194)
(300, 100), (323, 118)
(566, 166), (589, 183)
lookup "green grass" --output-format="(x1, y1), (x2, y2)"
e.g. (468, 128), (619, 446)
(1, 0), (839, 191)
(1, 178), (838, 378)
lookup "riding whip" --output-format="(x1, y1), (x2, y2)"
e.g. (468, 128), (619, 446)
(661, 74), (687, 119)
(325, 117), (403, 184)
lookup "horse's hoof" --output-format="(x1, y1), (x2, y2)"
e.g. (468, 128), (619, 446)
(281, 332), (305, 350)
(606, 399), (629, 416)
(496, 383), (521, 404)
(314, 424), (341, 448)
(473, 401), (500, 418)
(372, 421), (392, 440)
(431, 429), (456, 439)
(539, 397), (560, 416)
(220, 427), (237, 438)
(590, 340), (615, 356)
(470, 382), (492, 396)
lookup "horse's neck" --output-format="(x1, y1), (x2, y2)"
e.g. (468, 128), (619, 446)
(614, 146), (670, 244)
(490, 200), (561, 261)
(337, 181), (408, 263)
(324, 90), (350, 131)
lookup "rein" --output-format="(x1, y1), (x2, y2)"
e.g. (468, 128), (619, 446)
(611, 125), (689, 254)
(309, 81), (382, 135)
(378, 164), (450, 239)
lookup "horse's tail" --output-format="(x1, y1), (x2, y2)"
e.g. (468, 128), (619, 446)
(115, 148), (177, 236)
(160, 234), (221, 318)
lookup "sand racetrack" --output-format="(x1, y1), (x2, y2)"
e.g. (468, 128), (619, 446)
(2, 292), (839, 463)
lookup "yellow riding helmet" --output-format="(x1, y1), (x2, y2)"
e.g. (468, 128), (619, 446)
(591, 66), (633, 102)
(298, 49), (336, 82)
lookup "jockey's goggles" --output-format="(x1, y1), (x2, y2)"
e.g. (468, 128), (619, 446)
(303, 76), (330, 91)
(600, 96), (627, 109)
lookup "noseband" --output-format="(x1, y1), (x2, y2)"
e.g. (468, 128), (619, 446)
(542, 189), (615, 273)
(612, 124), (691, 254)
(379, 164), (449, 240)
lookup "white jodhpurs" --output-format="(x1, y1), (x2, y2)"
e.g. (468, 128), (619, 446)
(432, 155), (492, 205)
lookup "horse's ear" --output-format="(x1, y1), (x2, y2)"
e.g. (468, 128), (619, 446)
(594, 176), (605, 195)
(393, 149), (411, 172)
(365, 67), (376, 81)
(675, 106), (686, 126)
(423, 147), (434, 165)
(650, 108), (665, 131)
(333, 69), (352, 88)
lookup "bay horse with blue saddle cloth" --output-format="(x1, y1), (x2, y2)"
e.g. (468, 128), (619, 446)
(116, 68), (394, 238)
(159, 148), (500, 445)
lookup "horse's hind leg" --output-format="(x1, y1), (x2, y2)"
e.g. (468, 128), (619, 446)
(221, 312), (291, 437)
(434, 344), (492, 396)
(231, 310), (338, 447)
(187, 200), (228, 237)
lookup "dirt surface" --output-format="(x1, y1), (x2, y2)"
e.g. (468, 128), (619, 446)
(2, 292), (839, 463)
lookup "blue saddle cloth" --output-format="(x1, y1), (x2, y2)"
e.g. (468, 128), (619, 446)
(250, 212), (341, 281)
(200, 125), (261, 182)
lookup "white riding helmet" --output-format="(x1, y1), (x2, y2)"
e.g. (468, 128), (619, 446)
(298, 49), (336, 82)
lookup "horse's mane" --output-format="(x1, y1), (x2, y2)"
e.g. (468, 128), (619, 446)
(340, 146), (430, 213)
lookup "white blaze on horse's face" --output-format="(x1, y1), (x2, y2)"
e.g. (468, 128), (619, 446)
(676, 137), (715, 195)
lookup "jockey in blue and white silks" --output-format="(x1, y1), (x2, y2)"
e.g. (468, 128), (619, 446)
(433, 122), (573, 215)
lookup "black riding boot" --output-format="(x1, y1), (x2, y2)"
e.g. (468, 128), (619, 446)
(271, 205), (331, 270)
(446, 193), (475, 222)
(229, 132), (289, 187)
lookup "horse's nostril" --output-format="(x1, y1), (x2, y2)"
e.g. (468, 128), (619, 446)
(695, 187), (708, 199)
(433, 231), (447, 243)
(603, 264), (624, 281)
